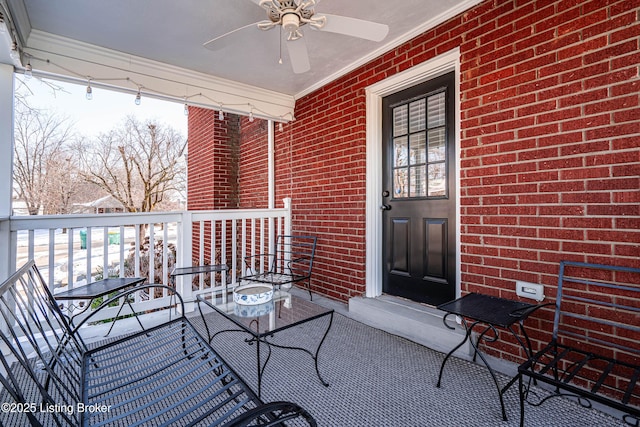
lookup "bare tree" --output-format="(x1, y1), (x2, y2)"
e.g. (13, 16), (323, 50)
(80, 116), (186, 213)
(13, 103), (75, 215)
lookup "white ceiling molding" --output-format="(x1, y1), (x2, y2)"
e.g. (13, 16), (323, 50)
(294, 0), (482, 99)
(25, 30), (296, 122)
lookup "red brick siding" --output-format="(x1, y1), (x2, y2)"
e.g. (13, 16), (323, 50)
(187, 108), (240, 263)
(239, 117), (269, 208)
(275, 104), (368, 301)
(187, 108), (239, 211)
(188, 0), (640, 358)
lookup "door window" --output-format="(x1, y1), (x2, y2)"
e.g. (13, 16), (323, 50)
(391, 91), (447, 199)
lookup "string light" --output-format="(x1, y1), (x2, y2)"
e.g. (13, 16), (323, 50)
(24, 61), (32, 79)
(86, 80), (93, 100)
(9, 42), (20, 61)
(24, 54), (296, 122)
(183, 98), (189, 116)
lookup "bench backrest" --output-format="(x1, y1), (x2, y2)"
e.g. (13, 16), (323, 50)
(0, 260), (83, 426)
(554, 260), (640, 365)
(271, 235), (317, 278)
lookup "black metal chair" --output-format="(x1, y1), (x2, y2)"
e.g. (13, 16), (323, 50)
(239, 235), (317, 300)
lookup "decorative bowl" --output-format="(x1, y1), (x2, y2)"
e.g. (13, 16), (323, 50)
(233, 283), (274, 306)
(234, 300), (274, 317)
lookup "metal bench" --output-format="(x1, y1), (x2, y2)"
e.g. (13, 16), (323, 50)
(239, 235), (317, 300)
(0, 260), (316, 426)
(518, 261), (640, 427)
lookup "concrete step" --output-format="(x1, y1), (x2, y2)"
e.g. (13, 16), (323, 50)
(348, 294), (471, 359)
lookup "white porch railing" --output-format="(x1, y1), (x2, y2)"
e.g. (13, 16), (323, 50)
(3, 199), (291, 322)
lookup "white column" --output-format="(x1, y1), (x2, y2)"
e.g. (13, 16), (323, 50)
(0, 64), (14, 281)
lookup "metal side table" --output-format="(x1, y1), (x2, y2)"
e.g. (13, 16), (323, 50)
(436, 293), (544, 421)
(54, 277), (146, 335)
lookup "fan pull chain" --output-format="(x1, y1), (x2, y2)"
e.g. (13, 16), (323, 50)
(279, 26), (283, 64)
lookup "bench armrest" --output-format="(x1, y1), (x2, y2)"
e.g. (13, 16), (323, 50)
(509, 302), (555, 319)
(228, 401), (317, 427)
(71, 284), (184, 334)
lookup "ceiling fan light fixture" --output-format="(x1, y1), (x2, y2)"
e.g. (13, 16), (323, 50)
(281, 13), (299, 34)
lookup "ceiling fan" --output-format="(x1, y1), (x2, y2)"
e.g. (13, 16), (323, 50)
(203, 0), (389, 74)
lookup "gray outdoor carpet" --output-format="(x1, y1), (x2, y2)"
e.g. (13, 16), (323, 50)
(190, 311), (625, 427)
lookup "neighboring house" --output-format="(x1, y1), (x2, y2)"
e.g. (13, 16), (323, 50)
(10, 199), (38, 216)
(73, 195), (126, 214)
(187, 0), (640, 357)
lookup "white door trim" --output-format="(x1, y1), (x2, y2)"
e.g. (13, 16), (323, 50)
(364, 48), (461, 299)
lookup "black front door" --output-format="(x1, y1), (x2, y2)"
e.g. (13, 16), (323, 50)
(382, 71), (456, 306)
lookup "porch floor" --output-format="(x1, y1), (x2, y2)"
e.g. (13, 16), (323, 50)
(77, 291), (626, 427)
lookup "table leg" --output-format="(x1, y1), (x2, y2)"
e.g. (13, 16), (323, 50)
(250, 334), (273, 399)
(464, 320), (509, 421)
(437, 313), (470, 388)
(104, 295), (144, 337)
(261, 311), (333, 389)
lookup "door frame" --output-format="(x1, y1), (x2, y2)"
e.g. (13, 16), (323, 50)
(364, 48), (461, 299)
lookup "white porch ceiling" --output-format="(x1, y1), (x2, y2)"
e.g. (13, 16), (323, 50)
(3, 0), (480, 119)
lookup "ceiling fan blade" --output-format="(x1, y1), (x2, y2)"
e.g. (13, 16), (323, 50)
(286, 36), (310, 74)
(203, 22), (265, 51)
(317, 14), (389, 42)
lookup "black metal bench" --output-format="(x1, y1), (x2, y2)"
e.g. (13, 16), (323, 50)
(239, 235), (317, 300)
(518, 261), (640, 427)
(0, 260), (316, 426)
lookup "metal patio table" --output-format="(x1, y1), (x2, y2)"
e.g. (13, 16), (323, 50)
(436, 293), (543, 421)
(197, 291), (334, 398)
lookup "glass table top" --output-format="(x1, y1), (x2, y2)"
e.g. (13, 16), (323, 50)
(197, 291), (333, 337)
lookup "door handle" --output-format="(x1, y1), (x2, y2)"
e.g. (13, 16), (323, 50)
(380, 204), (391, 211)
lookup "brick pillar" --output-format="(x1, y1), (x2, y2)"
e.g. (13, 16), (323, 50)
(187, 107), (239, 210)
(187, 107), (240, 266)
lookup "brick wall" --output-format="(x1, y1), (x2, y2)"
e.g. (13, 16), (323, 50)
(239, 117), (269, 208)
(188, 0), (640, 359)
(275, 98), (368, 301)
(187, 108), (239, 211)
(187, 108), (240, 263)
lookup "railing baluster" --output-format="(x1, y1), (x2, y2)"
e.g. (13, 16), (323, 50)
(250, 218), (256, 275)
(221, 220), (227, 278)
(163, 223), (168, 293)
(196, 221), (207, 291)
(231, 218), (237, 286)
(103, 227), (108, 280)
(85, 226), (91, 284)
(67, 229), (73, 290)
(148, 223), (155, 296)
(48, 229), (55, 292)
(119, 225), (125, 279)
(27, 229), (34, 262)
(260, 218), (265, 274)
(135, 225), (141, 278)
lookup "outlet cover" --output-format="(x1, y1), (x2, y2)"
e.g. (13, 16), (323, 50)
(516, 281), (545, 301)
